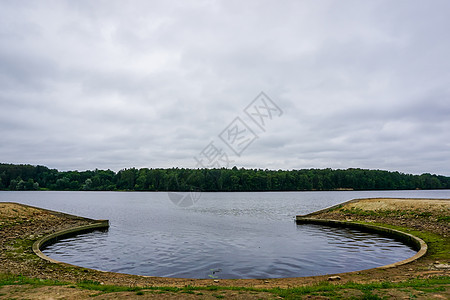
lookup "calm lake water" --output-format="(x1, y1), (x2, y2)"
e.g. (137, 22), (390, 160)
(1, 190), (449, 279)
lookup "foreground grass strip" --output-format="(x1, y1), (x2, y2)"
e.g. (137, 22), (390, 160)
(76, 280), (141, 293)
(0, 274), (66, 287)
(269, 277), (450, 299)
(1, 274), (448, 297)
(66, 276), (450, 299)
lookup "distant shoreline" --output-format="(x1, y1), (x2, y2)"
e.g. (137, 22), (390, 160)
(1, 163), (449, 192)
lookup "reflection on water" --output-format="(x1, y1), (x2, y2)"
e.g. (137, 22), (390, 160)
(2, 190), (447, 278)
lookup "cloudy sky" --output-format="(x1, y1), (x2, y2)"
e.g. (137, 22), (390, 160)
(1, 0), (449, 175)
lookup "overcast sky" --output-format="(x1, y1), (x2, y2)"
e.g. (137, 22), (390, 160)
(1, 0), (449, 175)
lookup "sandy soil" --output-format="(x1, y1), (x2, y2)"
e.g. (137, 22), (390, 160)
(0, 198), (449, 299)
(344, 198), (449, 212)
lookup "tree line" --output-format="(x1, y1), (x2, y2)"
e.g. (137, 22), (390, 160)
(0, 163), (449, 192)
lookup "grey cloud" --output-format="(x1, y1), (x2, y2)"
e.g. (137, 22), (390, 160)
(0, 0), (449, 175)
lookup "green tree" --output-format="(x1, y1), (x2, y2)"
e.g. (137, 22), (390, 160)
(116, 168), (137, 190)
(82, 178), (93, 190)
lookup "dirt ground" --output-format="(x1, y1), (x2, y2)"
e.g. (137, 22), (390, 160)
(343, 198), (449, 212)
(2, 284), (448, 300)
(0, 198), (449, 299)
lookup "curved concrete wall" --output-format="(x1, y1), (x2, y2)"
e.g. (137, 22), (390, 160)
(296, 217), (427, 269)
(32, 220), (109, 264)
(32, 205), (426, 276)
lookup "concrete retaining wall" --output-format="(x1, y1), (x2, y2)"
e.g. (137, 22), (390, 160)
(296, 217), (427, 269)
(32, 220), (109, 264)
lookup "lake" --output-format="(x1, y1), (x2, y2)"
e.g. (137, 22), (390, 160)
(1, 190), (449, 279)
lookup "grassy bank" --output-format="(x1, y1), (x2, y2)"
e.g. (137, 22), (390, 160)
(1, 273), (449, 299)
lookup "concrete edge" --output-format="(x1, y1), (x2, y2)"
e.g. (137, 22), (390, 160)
(32, 220), (110, 265)
(295, 217), (428, 269)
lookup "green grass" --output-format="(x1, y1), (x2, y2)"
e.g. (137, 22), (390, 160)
(0, 273), (448, 298)
(268, 277), (450, 299)
(0, 274), (66, 287)
(414, 286), (446, 292)
(437, 215), (450, 222)
(4, 238), (39, 262)
(76, 280), (141, 293)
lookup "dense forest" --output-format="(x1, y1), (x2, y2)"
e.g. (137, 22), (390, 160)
(1, 163), (449, 192)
